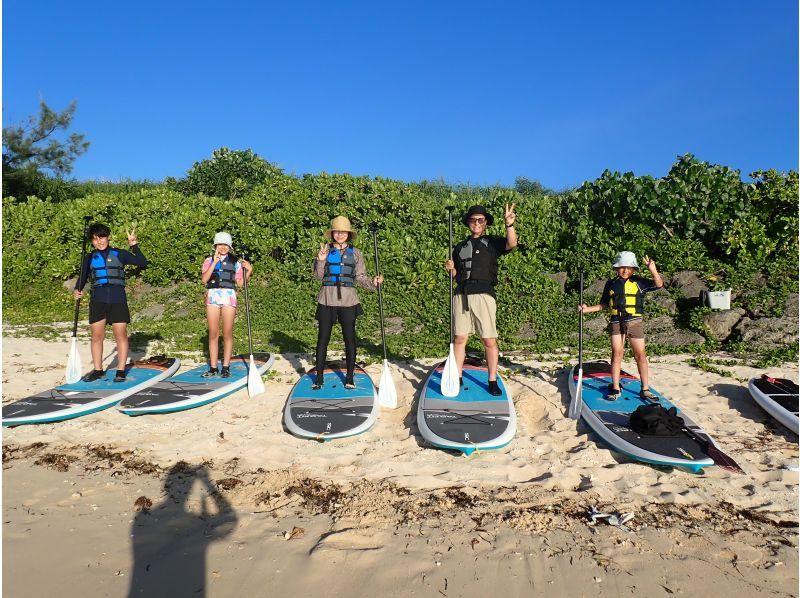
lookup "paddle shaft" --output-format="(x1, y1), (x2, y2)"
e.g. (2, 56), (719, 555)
(241, 253), (255, 356)
(370, 226), (388, 361)
(72, 216), (93, 337)
(579, 270), (584, 370)
(447, 206), (454, 343)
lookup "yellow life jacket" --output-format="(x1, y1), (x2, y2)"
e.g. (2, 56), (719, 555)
(608, 278), (645, 320)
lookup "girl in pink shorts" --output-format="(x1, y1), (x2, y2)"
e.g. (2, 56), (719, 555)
(200, 232), (252, 378)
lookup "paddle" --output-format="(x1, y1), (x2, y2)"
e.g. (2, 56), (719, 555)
(441, 206), (459, 397)
(241, 253), (265, 397)
(66, 216), (93, 383)
(568, 271), (584, 419)
(370, 224), (398, 409)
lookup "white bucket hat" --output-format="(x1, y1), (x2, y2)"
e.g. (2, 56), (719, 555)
(612, 251), (638, 268)
(213, 231), (234, 249)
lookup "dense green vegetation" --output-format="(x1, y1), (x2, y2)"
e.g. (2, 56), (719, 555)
(3, 149), (797, 360)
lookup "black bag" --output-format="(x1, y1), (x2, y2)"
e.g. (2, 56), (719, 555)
(629, 404), (685, 436)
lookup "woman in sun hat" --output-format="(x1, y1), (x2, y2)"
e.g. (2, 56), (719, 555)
(578, 250), (663, 399)
(311, 216), (383, 390)
(200, 231), (252, 378)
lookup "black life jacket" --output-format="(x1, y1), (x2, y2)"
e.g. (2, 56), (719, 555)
(455, 237), (498, 287)
(206, 256), (238, 289)
(90, 249), (125, 287)
(629, 404), (685, 436)
(323, 246), (356, 298)
(608, 277), (646, 321)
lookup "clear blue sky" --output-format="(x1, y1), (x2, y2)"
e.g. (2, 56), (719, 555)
(3, 0), (798, 189)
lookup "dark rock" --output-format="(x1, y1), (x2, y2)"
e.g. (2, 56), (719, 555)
(669, 271), (708, 299)
(516, 323), (537, 340)
(647, 290), (677, 315)
(735, 317), (798, 348)
(63, 276), (78, 292)
(384, 316), (404, 335)
(129, 282), (158, 300)
(785, 293), (799, 319)
(546, 272), (568, 293)
(133, 304), (166, 321)
(702, 308), (746, 341)
(646, 315), (705, 346)
(585, 279), (607, 296)
(173, 307), (191, 318)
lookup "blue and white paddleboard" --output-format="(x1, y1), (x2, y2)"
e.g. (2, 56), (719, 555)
(284, 365), (378, 440)
(748, 375), (799, 435)
(417, 359), (516, 455)
(118, 353), (274, 415)
(2, 356), (181, 426)
(569, 361), (718, 473)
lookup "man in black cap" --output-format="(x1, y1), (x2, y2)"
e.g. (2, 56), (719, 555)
(445, 203), (517, 395)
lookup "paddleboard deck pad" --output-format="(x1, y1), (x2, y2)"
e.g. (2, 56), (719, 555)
(569, 361), (722, 473)
(748, 375), (799, 435)
(417, 359), (516, 455)
(118, 353), (274, 415)
(3, 356), (180, 426)
(284, 365), (378, 440)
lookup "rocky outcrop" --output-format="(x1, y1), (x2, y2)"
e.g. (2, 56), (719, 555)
(648, 290), (677, 315)
(546, 272), (568, 293)
(645, 316), (705, 346)
(133, 304), (165, 321)
(585, 279), (607, 296)
(785, 293), (799, 319)
(702, 308), (746, 341)
(669, 271), (708, 299)
(735, 317), (798, 349)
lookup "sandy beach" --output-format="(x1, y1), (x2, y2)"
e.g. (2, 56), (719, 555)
(3, 336), (798, 597)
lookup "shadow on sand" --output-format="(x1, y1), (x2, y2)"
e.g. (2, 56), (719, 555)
(127, 462), (238, 597)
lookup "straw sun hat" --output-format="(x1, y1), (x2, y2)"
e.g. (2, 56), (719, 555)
(324, 216), (358, 240)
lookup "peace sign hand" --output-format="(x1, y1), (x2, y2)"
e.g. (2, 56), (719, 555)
(504, 203), (516, 226)
(126, 226), (138, 246)
(317, 243), (329, 261)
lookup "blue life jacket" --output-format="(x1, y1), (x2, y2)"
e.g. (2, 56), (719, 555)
(207, 257), (237, 290)
(90, 249), (126, 287)
(323, 246), (356, 298)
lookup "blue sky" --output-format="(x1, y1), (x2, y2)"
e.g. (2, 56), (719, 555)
(3, 0), (798, 189)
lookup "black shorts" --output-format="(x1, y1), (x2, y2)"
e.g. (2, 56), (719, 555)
(89, 301), (131, 324)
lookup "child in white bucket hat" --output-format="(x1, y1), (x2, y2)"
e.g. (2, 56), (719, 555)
(579, 251), (664, 399)
(200, 231), (253, 378)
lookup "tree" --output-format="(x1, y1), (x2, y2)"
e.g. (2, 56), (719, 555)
(2, 100), (90, 198)
(167, 147), (283, 200)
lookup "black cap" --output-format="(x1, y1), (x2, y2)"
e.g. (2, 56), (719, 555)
(462, 205), (494, 227)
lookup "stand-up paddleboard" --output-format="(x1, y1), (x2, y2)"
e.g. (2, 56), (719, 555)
(748, 375), (799, 435)
(569, 361), (726, 473)
(3, 356), (180, 426)
(118, 353), (274, 415)
(284, 365), (378, 440)
(417, 358), (516, 455)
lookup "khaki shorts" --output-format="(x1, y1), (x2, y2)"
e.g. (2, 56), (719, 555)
(453, 293), (498, 338)
(608, 319), (644, 340)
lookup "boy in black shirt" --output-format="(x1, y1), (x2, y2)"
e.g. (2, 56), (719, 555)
(73, 223), (147, 382)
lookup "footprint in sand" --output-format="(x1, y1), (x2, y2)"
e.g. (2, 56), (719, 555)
(513, 390), (551, 433)
(309, 527), (389, 554)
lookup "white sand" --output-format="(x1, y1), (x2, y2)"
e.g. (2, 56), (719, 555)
(3, 336), (798, 597)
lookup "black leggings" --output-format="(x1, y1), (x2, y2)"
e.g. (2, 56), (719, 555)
(315, 305), (359, 379)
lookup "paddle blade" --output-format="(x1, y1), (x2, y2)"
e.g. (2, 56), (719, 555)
(378, 359), (398, 409)
(66, 337), (82, 384)
(568, 367), (583, 420)
(247, 354), (265, 398)
(441, 343), (460, 397)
